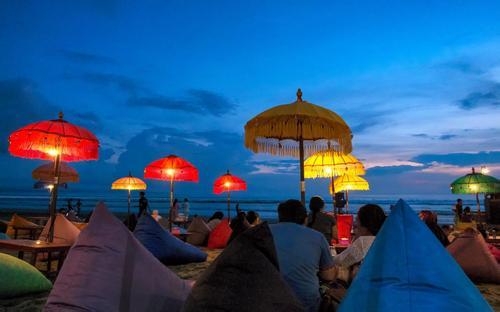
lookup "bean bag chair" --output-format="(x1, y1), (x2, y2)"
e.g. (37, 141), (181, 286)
(0, 253), (52, 298)
(339, 199), (491, 312)
(0, 232), (9, 240)
(207, 219), (232, 249)
(71, 221), (88, 231)
(134, 214), (207, 265)
(6, 214), (39, 238)
(45, 202), (192, 312)
(39, 214), (80, 245)
(336, 215), (353, 245)
(186, 216), (211, 246)
(447, 233), (500, 283)
(487, 244), (500, 263)
(184, 222), (305, 312)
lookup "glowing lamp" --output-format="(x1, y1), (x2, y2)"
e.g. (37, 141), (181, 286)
(166, 168), (175, 176)
(481, 167), (490, 174)
(46, 148), (59, 157)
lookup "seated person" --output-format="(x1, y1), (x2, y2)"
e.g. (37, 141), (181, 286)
(246, 210), (261, 226)
(228, 211), (250, 243)
(269, 200), (335, 312)
(461, 206), (473, 223)
(419, 210), (449, 246)
(206, 211), (224, 230)
(307, 196), (336, 243)
(334, 204), (386, 269)
(441, 224), (456, 243)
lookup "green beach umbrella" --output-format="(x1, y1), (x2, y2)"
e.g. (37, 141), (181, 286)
(450, 167), (500, 212)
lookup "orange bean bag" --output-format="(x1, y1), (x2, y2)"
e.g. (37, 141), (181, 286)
(6, 214), (39, 238)
(447, 232), (500, 283)
(39, 214), (80, 245)
(207, 219), (232, 249)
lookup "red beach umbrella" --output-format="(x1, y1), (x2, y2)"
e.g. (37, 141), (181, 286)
(8, 112), (99, 242)
(213, 170), (247, 220)
(144, 154), (198, 230)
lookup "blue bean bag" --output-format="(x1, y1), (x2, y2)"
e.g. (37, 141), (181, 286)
(339, 199), (491, 312)
(0, 232), (10, 240)
(134, 214), (207, 265)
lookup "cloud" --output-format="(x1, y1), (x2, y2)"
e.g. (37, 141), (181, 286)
(412, 133), (457, 140)
(67, 72), (144, 95)
(73, 111), (103, 131)
(128, 89), (237, 117)
(366, 165), (423, 176)
(411, 151), (500, 167)
(458, 84), (500, 109)
(438, 134), (457, 140)
(0, 79), (59, 153)
(60, 49), (116, 65)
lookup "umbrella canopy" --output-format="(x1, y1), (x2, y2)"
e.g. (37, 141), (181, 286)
(32, 161), (79, 184)
(244, 89), (352, 204)
(8, 112), (99, 242)
(112, 174), (147, 191)
(9, 112), (99, 162)
(450, 167), (500, 212)
(213, 171), (247, 194)
(144, 155), (199, 182)
(305, 151), (365, 178)
(331, 174), (370, 193)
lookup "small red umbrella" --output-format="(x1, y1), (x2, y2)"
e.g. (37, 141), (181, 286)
(8, 112), (99, 241)
(213, 170), (247, 220)
(144, 155), (198, 230)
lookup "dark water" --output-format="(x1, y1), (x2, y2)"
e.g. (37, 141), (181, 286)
(0, 190), (483, 225)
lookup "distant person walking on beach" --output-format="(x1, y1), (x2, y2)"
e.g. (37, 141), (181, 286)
(269, 199), (336, 311)
(182, 198), (190, 220)
(67, 199), (73, 212)
(453, 199), (463, 223)
(138, 192), (149, 217)
(307, 196), (336, 243)
(170, 198), (180, 221)
(76, 199), (82, 215)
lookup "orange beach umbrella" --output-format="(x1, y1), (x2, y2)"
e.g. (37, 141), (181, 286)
(32, 161), (79, 184)
(213, 170), (247, 220)
(8, 112), (99, 242)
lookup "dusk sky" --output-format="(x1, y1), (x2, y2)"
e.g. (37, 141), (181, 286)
(1, 1), (500, 199)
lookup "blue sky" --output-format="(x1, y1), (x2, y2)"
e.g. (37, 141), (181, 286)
(1, 1), (500, 198)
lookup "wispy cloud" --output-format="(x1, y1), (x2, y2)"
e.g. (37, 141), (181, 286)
(60, 49), (116, 65)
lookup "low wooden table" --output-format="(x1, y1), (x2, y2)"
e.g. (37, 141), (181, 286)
(0, 239), (71, 276)
(12, 225), (44, 239)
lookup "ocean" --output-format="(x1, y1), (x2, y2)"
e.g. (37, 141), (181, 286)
(0, 190), (480, 225)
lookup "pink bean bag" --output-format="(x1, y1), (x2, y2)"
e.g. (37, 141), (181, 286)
(39, 214), (80, 245)
(45, 202), (191, 312)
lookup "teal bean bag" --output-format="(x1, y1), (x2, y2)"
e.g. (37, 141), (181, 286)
(0, 253), (52, 298)
(0, 233), (10, 240)
(134, 214), (207, 265)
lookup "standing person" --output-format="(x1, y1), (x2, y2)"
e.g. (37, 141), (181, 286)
(138, 191), (149, 217)
(269, 200), (336, 312)
(76, 199), (82, 215)
(182, 198), (190, 220)
(307, 196), (337, 243)
(453, 199), (463, 223)
(67, 199), (73, 212)
(170, 198), (180, 222)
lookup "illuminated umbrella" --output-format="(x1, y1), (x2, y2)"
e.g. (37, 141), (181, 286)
(144, 155), (198, 230)
(245, 89), (352, 205)
(330, 174), (369, 210)
(32, 161), (79, 184)
(112, 172), (147, 229)
(8, 112), (99, 242)
(450, 167), (500, 213)
(305, 151), (365, 212)
(213, 170), (247, 220)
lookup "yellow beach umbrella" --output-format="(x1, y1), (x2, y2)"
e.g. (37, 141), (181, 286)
(112, 172), (147, 227)
(330, 174), (369, 210)
(305, 151), (365, 212)
(245, 89), (352, 204)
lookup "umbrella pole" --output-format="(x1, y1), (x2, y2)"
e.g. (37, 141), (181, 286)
(345, 190), (349, 212)
(299, 134), (306, 206)
(169, 178), (174, 232)
(127, 189), (131, 230)
(476, 192), (480, 214)
(48, 153), (61, 243)
(331, 175), (336, 216)
(227, 191), (231, 221)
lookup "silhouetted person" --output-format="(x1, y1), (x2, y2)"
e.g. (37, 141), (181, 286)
(207, 211), (224, 230)
(453, 199), (463, 222)
(419, 210), (449, 246)
(307, 196), (336, 242)
(76, 199), (82, 215)
(246, 211), (261, 226)
(228, 211), (250, 243)
(138, 192), (149, 217)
